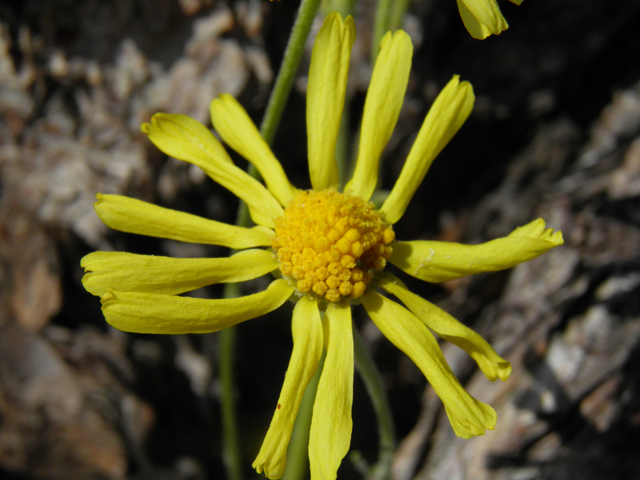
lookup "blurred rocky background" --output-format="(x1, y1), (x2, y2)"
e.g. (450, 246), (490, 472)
(1, 0), (639, 479)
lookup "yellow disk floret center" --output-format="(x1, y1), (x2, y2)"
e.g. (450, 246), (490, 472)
(272, 189), (395, 303)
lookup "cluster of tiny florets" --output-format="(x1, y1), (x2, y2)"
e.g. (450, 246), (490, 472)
(272, 189), (395, 303)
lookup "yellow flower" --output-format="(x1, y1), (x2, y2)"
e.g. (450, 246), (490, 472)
(457, 0), (523, 39)
(81, 13), (562, 480)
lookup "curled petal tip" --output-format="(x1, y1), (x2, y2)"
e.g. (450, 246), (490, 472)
(100, 291), (115, 304)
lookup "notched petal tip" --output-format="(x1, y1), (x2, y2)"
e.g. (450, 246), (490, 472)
(253, 461), (285, 480)
(509, 218), (564, 246)
(474, 353), (512, 382)
(100, 290), (115, 305)
(446, 399), (497, 439)
(497, 361), (512, 381)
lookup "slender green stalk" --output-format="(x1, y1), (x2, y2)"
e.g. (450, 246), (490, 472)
(219, 1), (324, 479)
(353, 327), (396, 480)
(236, 0), (324, 223)
(372, 0), (392, 62)
(389, 0), (411, 31)
(260, 0), (325, 146)
(321, 0), (358, 18)
(372, 0), (410, 62)
(281, 353), (324, 480)
(218, 313), (241, 480)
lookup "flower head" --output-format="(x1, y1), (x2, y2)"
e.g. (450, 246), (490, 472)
(457, 0), (523, 39)
(81, 13), (562, 480)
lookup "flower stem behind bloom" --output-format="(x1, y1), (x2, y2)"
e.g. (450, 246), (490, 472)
(222, 2), (324, 479)
(372, 0), (391, 61)
(254, 297), (324, 479)
(260, 0), (324, 145)
(353, 327), (395, 480)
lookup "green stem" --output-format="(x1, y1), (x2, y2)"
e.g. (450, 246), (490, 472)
(322, 0), (358, 18)
(372, 0), (410, 62)
(260, 0), (324, 146)
(219, 314), (241, 480)
(389, 0), (410, 31)
(281, 352), (324, 480)
(236, 0), (324, 224)
(219, 1), (324, 479)
(372, 0), (392, 62)
(353, 327), (396, 480)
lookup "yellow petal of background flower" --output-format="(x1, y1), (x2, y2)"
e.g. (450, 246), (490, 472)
(253, 297), (323, 479)
(142, 113), (282, 228)
(306, 13), (356, 191)
(101, 279), (293, 334)
(362, 291), (496, 438)
(345, 30), (413, 201)
(210, 95), (297, 206)
(82, 249), (278, 297)
(94, 194), (274, 248)
(456, 0), (509, 40)
(309, 302), (353, 480)
(380, 275), (511, 381)
(381, 76), (474, 224)
(389, 218), (563, 283)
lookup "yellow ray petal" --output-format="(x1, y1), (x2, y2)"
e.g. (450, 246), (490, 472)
(101, 279), (293, 334)
(253, 297), (323, 479)
(456, 0), (508, 40)
(142, 113), (282, 228)
(345, 30), (413, 201)
(362, 291), (496, 438)
(307, 13), (356, 191)
(309, 302), (353, 480)
(82, 249), (278, 298)
(94, 194), (274, 248)
(389, 218), (564, 283)
(381, 75), (474, 224)
(380, 275), (511, 381)
(210, 95), (297, 206)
